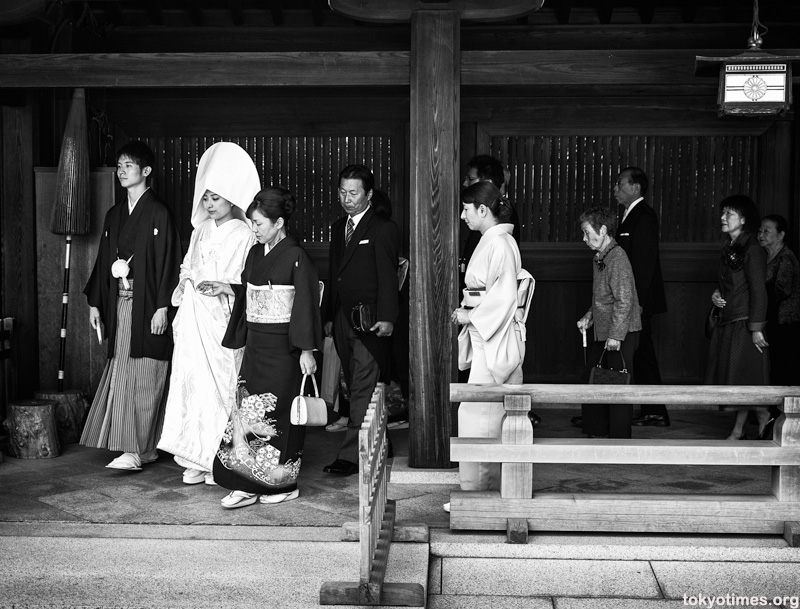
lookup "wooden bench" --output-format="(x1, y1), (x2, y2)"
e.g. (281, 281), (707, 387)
(320, 383), (426, 607)
(449, 384), (800, 544)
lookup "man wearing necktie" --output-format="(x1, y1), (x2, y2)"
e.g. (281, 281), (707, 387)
(322, 164), (400, 475)
(614, 167), (669, 426)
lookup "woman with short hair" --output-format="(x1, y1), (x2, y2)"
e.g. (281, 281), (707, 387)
(576, 207), (642, 439)
(705, 195), (770, 440)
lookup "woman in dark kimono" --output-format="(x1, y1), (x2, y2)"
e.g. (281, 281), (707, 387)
(81, 141), (181, 471)
(214, 187), (322, 508)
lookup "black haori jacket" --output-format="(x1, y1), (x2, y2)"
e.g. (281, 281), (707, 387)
(84, 189), (182, 361)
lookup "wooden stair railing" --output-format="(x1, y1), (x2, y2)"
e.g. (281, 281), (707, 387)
(320, 383), (427, 606)
(449, 384), (800, 545)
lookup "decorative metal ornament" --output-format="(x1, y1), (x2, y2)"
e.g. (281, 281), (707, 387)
(715, 53), (791, 116)
(695, 0), (798, 117)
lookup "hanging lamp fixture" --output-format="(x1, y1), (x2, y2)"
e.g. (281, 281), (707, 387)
(695, 0), (798, 117)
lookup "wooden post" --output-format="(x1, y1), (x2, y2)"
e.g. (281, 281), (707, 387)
(408, 9), (460, 468)
(501, 394), (533, 543)
(3, 399), (61, 458)
(34, 389), (89, 444)
(1, 74), (39, 397)
(774, 397), (800, 546)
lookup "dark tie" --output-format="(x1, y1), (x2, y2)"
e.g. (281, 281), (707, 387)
(345, 217), (354, 246)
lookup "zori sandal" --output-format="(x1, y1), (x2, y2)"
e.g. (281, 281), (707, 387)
(259, 489), (299, 505)
(220, 491), (258, 509)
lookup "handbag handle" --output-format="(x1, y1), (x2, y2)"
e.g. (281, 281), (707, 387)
(299, 373), (320, 398)
(597, 348), (627, 373)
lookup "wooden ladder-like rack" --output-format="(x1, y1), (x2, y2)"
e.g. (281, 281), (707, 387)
(320, 383), (427, 606)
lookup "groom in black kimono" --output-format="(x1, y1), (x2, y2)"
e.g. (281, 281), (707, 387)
(322, 164), (400, 475)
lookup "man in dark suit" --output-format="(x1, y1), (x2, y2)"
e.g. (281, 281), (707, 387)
(322, 164), (400, 475)
(615, 167), (669, 426)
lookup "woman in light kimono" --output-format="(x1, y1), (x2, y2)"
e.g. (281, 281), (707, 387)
(451, 181), (534, 494)
(157, 142), (259, 486)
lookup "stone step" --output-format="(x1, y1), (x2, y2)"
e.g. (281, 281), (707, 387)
(427, 529), (800, 604)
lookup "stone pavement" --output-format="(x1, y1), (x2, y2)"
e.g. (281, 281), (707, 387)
(2, 408), (800, 608)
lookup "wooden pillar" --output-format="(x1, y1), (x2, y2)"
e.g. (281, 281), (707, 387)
(408, 10), (460, 468)
(1, 40), (39, 398)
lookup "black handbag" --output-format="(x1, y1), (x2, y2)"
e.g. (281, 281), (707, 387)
(588, 348), (631, 385)
(351, 302), (377, 333)
(705, 305), (722, 339)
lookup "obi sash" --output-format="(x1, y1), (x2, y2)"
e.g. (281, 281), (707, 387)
(246, 283), (295, 324)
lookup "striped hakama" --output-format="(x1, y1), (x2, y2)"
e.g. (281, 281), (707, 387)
(80, 280), (169, 454)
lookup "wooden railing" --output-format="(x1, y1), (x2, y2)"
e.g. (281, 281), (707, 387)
(449, 384), (800, 545)
(321, 383), (426, 607)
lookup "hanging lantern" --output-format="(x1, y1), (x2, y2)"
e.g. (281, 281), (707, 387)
(717, 51), (791, 116)
(695, 0), (798, 117)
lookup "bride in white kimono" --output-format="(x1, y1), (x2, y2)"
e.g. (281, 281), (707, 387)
(158, 142), (260, 486)
(452, 181), (534, 493)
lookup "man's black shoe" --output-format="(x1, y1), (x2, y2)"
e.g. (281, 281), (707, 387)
(571, 416), (582, 428)
(631, 414), (670, 427)
(323, 459), (358, 475)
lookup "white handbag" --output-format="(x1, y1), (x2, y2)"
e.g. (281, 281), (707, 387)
(290, 374), (328, 426)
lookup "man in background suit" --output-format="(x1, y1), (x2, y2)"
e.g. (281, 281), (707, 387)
(615, 167), (670, 426)
(322, 164), (400, 475)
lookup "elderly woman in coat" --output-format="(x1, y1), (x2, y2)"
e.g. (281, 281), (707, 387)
(576, 207), (642, 439)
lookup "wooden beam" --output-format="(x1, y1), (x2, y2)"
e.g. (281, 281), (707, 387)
(0, 52), (410, 87)
(267, 0), (284, 26)
(554, 0), (571, 25)
(451, 437), (800, 466)
(186, 0), (204, 26)
(409, 10), (459, 468)
(329, 0), (544, 23)
(450, 383), (800, 405)
(145, 1), (163, 26)
(449, 491), (800, 533)
(5, 49), (799, 89)
(227, 0), (243, 26)
(311, 0), (326, 26)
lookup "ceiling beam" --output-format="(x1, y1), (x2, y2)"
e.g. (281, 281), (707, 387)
(311, 0), (326, 26)
(0, 52), (410, 87)
(1, 49), (799, 89)
(267, 0), (284, 26)
(186, 1), (205, 25)
(145, 0), (163, 26)
(227, 0), (244, 26)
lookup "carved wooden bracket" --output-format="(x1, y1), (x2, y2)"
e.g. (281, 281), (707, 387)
(329, 0), (544, 23)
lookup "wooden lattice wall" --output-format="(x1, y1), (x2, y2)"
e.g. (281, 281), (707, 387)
(133, 134), (399, 243)
(492, 134), (760, 243)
